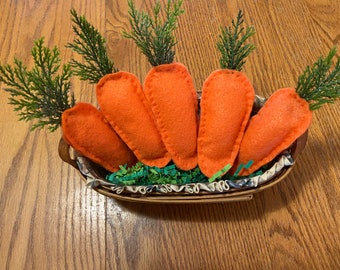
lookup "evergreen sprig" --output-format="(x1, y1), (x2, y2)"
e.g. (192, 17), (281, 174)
(123, 0), (184, 66)
(0, 38), (75, 132)
(296, 47), (340, 110)
(67, 9), (117, 84)
(217, 10), (256, 71)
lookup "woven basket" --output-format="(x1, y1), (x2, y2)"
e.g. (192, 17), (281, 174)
(58, 96), (308, 203)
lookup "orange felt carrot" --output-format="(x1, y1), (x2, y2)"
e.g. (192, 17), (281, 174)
(61, 102), (137, 172)
(235, 88), (313, 176)
(143, 62), (198, 170)
(235, 48), (340, 176)
(96, 71), (171, 167)
(197, 69), (255, 178)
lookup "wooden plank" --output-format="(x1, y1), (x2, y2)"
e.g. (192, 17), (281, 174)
(0, 1), (108, 269)
(0, 0), (339, 269)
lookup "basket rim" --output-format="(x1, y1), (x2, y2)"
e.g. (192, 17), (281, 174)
(58, 130), (308, 203)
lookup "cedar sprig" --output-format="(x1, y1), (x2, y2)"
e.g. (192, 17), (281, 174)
(217, 10), (256, 71)
(67, 9), (117, 84)
(296, 47), (340, 110)
(0, 38), (75, 132)
(123, 0), (184, 66)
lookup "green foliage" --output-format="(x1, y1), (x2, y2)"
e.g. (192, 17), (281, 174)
(67, 9), (117, 83)
(123, 0), (184, 66)
(0, 38), (75, 132)
(217, 10), (256, 71)
(296, 47), (340, 110)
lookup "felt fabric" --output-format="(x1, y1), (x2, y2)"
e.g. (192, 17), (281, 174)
(61, 102), (137, 172)
(236, 88), (312, 176)
(197, 69), (255, 178)
(96, 71), (171, 167)
(143, 62), (198, 170)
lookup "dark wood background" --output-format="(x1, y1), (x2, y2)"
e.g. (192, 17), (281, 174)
(1, 0), (339, 269)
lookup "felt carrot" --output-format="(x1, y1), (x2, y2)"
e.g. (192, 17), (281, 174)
(123, 1), (197, 170)
(197, 69), (255, 178)
(143, 62), (199, 170)
(96, 71), (171, 168)
(61, 102), (137, 172)
(235, 88), (312, 176)
(236, 48), (340, 176)
(196, 9), (256, 178)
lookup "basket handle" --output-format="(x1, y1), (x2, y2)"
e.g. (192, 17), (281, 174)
(58, 138), (78, 169)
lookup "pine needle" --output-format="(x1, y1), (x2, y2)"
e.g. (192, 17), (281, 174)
(217, 10), (256, 71)
(296, 47), (340, 110)
(67, 9), (117, 84)
(123, 0), (184, 66)
(0, 38), (75, 132)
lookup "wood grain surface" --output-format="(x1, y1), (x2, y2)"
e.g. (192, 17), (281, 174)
(1, 0), (339, 269)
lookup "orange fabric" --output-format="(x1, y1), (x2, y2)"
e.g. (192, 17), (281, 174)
(197, 69), (255, 178)
(61, 102), (137, 172)
(96, 71), (171, 167)
(236, 88), (312, 176)
(144, 63), (198, 170)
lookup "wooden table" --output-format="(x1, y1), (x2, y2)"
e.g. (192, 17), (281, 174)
(1, 0), (339, 269)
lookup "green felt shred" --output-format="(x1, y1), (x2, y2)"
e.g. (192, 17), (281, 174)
(244, 160), (254, 169)
(106, 162), (208, 186)
(208, 164), (232, 183)
(106, 161), (267, 186)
